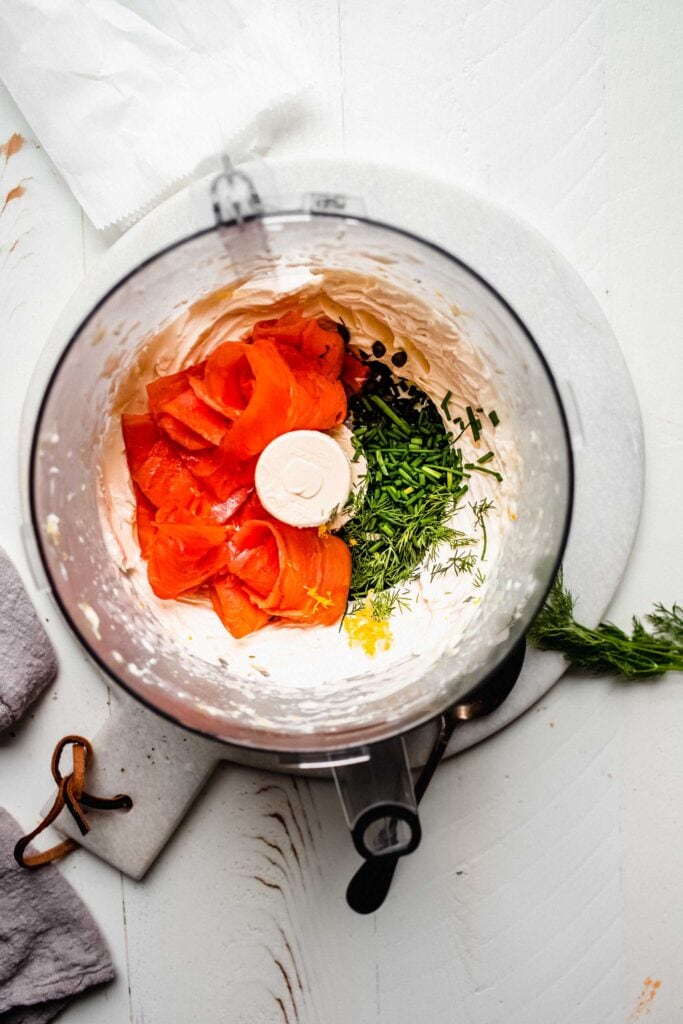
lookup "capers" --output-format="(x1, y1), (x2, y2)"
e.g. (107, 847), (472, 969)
(371, 340), (386, 358)
(391, 350), (408, 367)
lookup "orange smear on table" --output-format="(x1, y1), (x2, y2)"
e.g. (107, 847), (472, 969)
(629, 977), (662, 1020)
(1, 182), (26, 215)
(0, 132), (24, 163)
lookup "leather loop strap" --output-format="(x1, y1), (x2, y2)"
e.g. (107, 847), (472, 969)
(14, 734), (132, 869)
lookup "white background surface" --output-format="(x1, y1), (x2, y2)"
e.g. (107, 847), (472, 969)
(0, 1), (681, 1022)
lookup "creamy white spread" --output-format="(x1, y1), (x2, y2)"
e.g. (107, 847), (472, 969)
(98, 269), (520, 691)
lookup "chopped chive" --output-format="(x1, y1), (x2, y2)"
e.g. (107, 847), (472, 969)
(465, 406), (481, 442)
(342, 362), (504, 613)
(370, 394), (411, 435)
(464, 463), (503, 482)
(489, 410), (500, 427)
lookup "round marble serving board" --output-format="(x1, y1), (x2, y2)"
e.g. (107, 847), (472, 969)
(33, 158), (643, 878)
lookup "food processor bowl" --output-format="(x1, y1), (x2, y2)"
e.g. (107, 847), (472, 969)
(26, 198), (573, 862)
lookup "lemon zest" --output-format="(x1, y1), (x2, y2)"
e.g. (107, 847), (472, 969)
(305, 586), (334, 611)
(343, 602), (393, 656)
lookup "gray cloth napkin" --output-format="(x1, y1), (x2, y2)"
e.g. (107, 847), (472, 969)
(0, 549), (57, 734)
(0, 808), (114, 1023)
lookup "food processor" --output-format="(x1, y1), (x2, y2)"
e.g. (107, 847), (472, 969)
(23, 160), (573, 898)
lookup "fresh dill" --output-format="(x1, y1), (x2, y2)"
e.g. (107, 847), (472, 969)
(340, 362), (501, 618)
(470, 498), (494, 562)
(367, 588), (413, 621)
(528, 570), (683, 678)
(646, 602), (683, 645)
(429, 548), (478, 582)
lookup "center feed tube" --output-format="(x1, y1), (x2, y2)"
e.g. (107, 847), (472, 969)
(332, 736), (421, 859)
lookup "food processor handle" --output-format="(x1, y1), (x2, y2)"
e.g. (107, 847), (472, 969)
(331, 736), (421, 859)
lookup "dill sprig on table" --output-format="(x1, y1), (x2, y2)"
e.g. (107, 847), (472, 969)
(528, 570), (683, 678)
(340, 361), (500, 619)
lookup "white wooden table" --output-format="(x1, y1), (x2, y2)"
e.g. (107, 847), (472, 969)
(1, 2), (682, 1021)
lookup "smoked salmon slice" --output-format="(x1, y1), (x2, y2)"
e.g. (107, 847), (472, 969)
(157, 414), (212, 451)
(341, 351), (371, 395)
(121, 413), (159, 475)
(252, 310), (345, 379)
(229, 519), (351, 628)
(160, 389), (230, 446)
(181, 445), (258, 502)
(227, 521), (280, 597)
(210, 575), (270, 638)
(147, 521), (229, 599)
(122, 310), (356, 636)
(205, 337), (346, 459)
(133, 484), (158, 560)
(132, 438), (202, 509)
(146, 362), (207, 418)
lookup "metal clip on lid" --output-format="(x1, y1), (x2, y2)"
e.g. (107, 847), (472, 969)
(211, 155), (263, 225)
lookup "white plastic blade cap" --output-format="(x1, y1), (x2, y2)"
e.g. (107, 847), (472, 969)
(255, 430), (353, 528)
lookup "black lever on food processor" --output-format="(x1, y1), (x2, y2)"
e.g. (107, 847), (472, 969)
(332, 736), (423, 862)
(346, 636), (527, 915)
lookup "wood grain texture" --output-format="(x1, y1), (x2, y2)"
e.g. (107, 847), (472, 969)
(605, 2), (683, 1021)
(108, 680), (622, 1024)
(0, 0), (681, 1020)
(337, 0), (609, 299)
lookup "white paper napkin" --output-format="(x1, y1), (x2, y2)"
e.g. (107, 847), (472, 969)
(0, 0), (308, 229)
